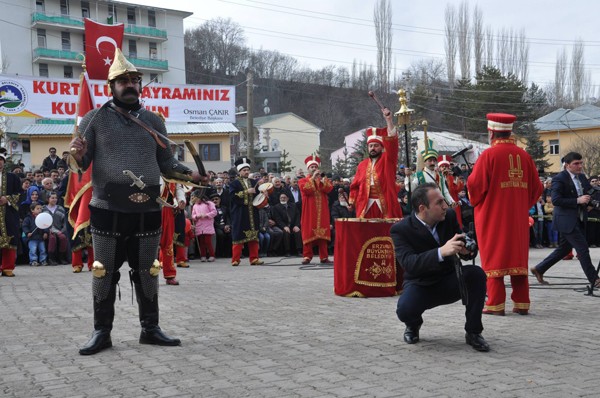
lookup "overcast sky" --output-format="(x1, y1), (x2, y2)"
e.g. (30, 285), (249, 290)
(133, 0), (599, 95)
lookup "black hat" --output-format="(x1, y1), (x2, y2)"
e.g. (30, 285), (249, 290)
(234, 157), (251, 172)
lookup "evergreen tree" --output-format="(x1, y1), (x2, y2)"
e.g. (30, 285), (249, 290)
(279, 149), (293, 174)
(516, 122), (552, 174)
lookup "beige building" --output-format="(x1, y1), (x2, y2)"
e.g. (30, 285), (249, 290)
(534, 104), (600, 174)
(16, 122), (237, 173)
(236, 112), (322, 173)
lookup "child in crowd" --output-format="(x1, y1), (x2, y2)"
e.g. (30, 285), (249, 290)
(21, 203), (49, 266)
(192, 194), (217, 262)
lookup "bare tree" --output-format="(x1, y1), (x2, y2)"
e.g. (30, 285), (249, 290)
(553, 48), (568, 107)
(444, 4), (457, 89)
(472, 5), (484, 76)
(570, 39), (590, 106)
(457, 1), (471, 80)
(374, 0), (393, 92)
(518, 29), (529, 83)
(484, 26), (494, 68)
(185, 18), (247, 76)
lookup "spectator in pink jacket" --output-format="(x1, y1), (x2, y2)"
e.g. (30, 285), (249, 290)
(192, 194), (218, 262)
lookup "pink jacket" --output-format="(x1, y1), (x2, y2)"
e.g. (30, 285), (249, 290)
(192, 201), (217, 235)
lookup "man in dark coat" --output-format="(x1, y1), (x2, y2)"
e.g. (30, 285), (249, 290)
(229, 157), (263, 266)
(531, 152), (600, 288)
(391, 183), (489, 352)
(271, 193), (302, 257)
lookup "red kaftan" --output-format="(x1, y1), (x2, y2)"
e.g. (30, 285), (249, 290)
(299, 176), (333, 244)
(467, 138), (543, 277)
(349, 133), (402, 219)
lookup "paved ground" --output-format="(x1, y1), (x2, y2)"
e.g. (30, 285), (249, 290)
(1, 248), (599, 398)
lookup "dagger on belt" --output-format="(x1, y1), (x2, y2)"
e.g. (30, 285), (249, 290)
(122, 170), (177, 209)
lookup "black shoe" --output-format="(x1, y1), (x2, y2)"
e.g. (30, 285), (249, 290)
(465, 333), (490, 352)
(403, 325), (420, 344)
(48, 258), (58, 266)
(79, 330), (112, 355)
(139, 327), (181, 346)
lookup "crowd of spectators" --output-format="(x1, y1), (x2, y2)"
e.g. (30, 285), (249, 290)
(12, 147), (600, 264)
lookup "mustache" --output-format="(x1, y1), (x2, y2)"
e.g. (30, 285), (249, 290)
(123, 88), (139, 96)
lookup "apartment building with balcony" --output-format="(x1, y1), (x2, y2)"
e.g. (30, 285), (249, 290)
(1, 1), (239, 172)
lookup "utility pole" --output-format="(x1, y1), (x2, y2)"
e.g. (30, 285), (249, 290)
(246, 70), (254, 163)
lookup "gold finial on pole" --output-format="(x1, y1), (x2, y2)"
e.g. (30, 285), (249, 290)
(394, 89), (414, 126)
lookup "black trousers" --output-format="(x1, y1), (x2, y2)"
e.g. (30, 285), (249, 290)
(396, 265), (487, 334)
(535, 221), (598, 284)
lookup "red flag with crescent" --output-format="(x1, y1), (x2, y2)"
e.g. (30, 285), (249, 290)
(65, 71), (94, 237)
(84, 18), (124, 80)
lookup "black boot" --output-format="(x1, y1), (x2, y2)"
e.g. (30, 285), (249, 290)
(79, 285), (116, 355)
(134, 282), (181, 346)
(48, 251), (58, 266)
(58, 251), (69, 265)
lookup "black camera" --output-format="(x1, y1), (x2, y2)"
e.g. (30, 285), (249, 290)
(459, 234), (477, 252)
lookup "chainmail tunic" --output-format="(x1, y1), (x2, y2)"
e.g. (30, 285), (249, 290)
(78, 101), (190, 212)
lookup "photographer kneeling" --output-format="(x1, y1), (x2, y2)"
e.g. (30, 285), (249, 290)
(391, 183), (489, 352)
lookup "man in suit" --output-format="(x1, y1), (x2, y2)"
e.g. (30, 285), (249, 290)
(531, 152), (600, 288)
(272, 193), (302, 257)
(391, 183), (489, 352)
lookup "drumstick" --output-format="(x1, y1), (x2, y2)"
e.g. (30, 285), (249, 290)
(368, 91), (386, 111)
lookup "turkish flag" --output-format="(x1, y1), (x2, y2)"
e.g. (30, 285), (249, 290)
(84, 18), (124, 80)
(65, 71), (94, 237)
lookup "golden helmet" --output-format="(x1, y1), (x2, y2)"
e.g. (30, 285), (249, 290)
(107, 48), (143, 83)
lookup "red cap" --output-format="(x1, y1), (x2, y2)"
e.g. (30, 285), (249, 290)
(305, 155), (320, 168)
(366, 127), (385, 144)
(487, 113), (516, 133)
(437, 155), (452, 167)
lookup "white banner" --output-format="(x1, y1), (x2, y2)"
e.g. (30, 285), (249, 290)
(0, 74), (235, 123)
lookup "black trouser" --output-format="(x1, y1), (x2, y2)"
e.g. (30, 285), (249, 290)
(396, 265), (487, 334)
(535, 221), (598, 284)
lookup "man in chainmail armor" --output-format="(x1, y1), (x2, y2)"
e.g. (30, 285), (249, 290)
(70, 49), (199, 355)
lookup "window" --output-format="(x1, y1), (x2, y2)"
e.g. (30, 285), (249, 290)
(36, 0), (44, 12)
(128, 40), (137, 58)
(81, 1), (89, 18)
(37, 29), (46, 48)
(39, 63), (49, 77)
(549, 139), (559, 155)
(148, 10), (156, 27)
(127, 7), (136, 24)
(60, 0), (69, 16)
(267, 162), (279, 173)
(107, 4), (117, 24)
(129, 40), (137, 58)
(64, 65), (73, 78)
(150, 73), (159, 83)
(149, 42), (157, 59)
(61, 32), (71, 51)
(199, 144), (221, 161)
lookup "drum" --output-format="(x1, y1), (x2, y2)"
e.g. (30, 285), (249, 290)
(258, 182), (274, 196)
(252, 193), (269, 208)
(334, 218), (403, 297)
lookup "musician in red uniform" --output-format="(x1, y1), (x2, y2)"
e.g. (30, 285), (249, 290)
(299, 155), (333, 265)
(438, 155), (463, 229)
(468, 113), (543, 315)
(349, 108), (402, 219)
(158, 180), (186, 285)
